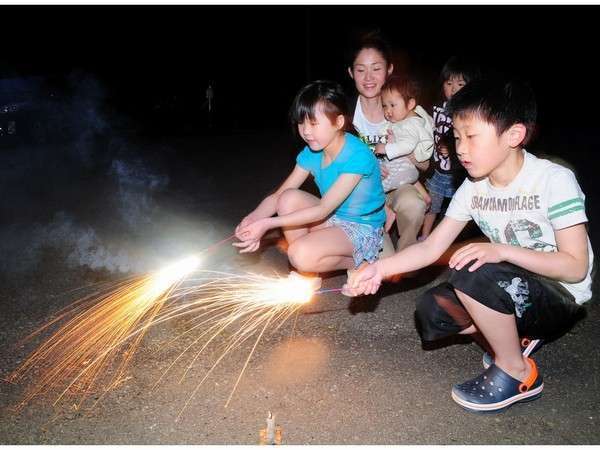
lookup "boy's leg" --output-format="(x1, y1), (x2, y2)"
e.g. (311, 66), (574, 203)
(287, 226), (355, 273)
(454, 289), (529, 381)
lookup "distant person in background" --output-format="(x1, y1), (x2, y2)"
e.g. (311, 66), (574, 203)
(234, 80), (385, 278)
(373, 75), (434, 232)
(420, 131), (458, 239)
(206, 82), (214, 128)
(421, 56), (481, 238)
(347, 31), (429, 256)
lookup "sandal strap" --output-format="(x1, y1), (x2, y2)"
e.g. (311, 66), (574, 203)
(518, 357), (539, 393)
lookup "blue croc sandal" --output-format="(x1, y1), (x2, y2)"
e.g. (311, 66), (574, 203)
(452, 357), (544, 413)
(483, 337), (543, 369)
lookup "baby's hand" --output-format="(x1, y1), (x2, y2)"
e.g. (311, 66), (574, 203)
(386, 128), (395, 144)
(374, 143), (387, 155)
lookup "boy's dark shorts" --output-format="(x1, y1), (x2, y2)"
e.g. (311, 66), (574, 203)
(416, 261), (583, 341)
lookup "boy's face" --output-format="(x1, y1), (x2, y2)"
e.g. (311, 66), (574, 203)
(382, 89), (415, 123)
(443, 75), (466, 100)
(452, 114), (512, 179)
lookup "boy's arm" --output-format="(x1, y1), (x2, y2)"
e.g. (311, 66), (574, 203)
(378, 216), (468, 277)
(345, 217), (468, 296)
(450, 223), (590, 283)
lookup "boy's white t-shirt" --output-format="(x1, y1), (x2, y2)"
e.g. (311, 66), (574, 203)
(446, 150), (593, 304)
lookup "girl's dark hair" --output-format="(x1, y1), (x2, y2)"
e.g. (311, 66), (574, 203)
(289, 80), (355, 135)
(382, 75), (421, 104)
(345, 29), (392, 69)
(440, 56), (482, 86)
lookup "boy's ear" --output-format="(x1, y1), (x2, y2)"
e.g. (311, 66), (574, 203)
(336, 114), (345, 130)
(506, 123), (528, 147)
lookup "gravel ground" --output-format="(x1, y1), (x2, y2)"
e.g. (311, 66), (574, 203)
(1, 131), (598, 444)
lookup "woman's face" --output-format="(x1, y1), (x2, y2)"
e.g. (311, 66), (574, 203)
(348, 48), (393, 99)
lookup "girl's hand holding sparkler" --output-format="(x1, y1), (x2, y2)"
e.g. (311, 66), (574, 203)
(233, 217), (273, 253)
(342, 261), (384, 297)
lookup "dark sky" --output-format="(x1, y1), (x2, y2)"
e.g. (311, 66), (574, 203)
(1, 5), (598, 131)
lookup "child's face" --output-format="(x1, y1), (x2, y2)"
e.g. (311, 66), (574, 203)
(297, 104), (344, 151)
(382, 89), (415, 123)
(438, 144), (449, 157)
(349, 48), (393, 99)
(453, 114), (512, 179)
(443, 74), (466, 100)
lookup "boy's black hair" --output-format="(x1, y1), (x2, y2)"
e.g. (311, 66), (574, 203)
(446, 76), (537, 145)
(440, 56), (481, 85)
(289, 80), (356, 135)
(345, 29), (392, 69)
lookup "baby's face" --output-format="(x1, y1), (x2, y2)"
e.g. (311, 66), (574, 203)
(439, 144), (450, 157)
(382, 89), (413, 123)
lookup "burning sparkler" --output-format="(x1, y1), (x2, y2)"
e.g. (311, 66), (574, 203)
(9, 241), (324, 417)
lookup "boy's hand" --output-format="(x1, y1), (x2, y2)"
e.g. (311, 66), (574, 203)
(374, 143), (387, 155)
(342, 261), (384, 297)
(449, 242), (505, 272)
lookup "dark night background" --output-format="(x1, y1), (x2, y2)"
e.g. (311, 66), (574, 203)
(0, 4), (598, 274)
(2, 5), (599, 131)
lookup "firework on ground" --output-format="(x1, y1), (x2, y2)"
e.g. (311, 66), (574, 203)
(7, 248), (322, 416)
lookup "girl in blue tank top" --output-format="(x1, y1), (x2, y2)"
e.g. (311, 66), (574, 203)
(234, 80), (385, 274)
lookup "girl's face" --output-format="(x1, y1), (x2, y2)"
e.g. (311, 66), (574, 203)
(297, 104), (344, 151)
(349, 48), (393, 99)
(382, 89), (415, 123)
(443, 74), (466, 100)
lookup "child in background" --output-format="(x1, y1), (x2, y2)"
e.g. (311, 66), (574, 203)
(420, 131), (459, 239)
(421, 57), (481, 238)
(344, 77), (593, 413)
(234, 80), (385, 275)
(373, 75), (434, 231)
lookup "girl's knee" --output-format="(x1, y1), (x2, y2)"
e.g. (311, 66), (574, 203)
(287, 241), (317, 272)
(276, 189), (303, 215)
